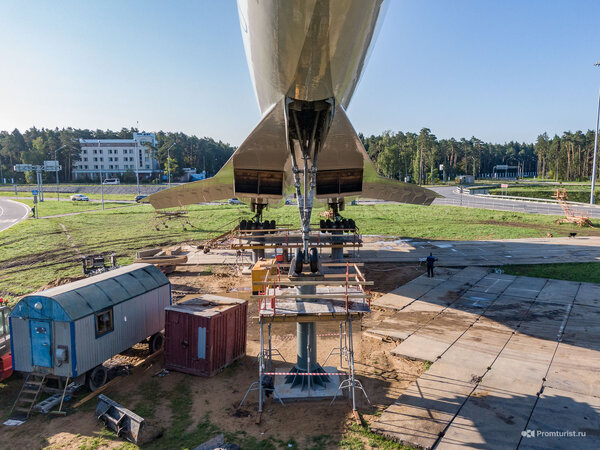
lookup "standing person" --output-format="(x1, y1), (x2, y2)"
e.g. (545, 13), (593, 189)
(426, 252), (437, 278)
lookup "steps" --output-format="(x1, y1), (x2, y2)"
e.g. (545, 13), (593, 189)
(9, 373), (47, 419)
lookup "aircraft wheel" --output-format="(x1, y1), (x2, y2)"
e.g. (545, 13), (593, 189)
(341, 218), (349, 231)
(294, 249), (304, 274)
(309, 247), (319, 273)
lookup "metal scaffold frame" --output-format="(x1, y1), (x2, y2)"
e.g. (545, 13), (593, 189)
(240, 262), (371, 423)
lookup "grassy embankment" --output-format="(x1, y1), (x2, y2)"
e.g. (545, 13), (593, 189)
(502, 262), (600, 284)
(489, 184), (599, 203)
(1, 201), (598, 304)
(0, 191), (135, 201)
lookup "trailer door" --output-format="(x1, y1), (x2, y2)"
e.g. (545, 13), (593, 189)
(30, 320), (52, 367)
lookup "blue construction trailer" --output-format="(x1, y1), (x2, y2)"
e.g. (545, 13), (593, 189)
(10, 263), (171, 390)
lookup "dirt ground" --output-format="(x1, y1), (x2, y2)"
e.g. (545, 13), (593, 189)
(1, 262), (425, 449)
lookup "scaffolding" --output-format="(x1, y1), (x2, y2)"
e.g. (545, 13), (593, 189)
(240, 262), (372, 423)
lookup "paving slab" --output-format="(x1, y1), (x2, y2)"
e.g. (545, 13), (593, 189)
(535, 279), (580, 305)
(447, 266), (491, 283)
(545, 343), (600, 398)
(560, 304), (600, 350)
(470, 273), (516, 295)
(481, 333), (556, 395)
(520, 387), (600, 450)
(452, 292), (500, 314)
(371, 272), (455, 310)
(575, 282), (600, 308)
(437, 385), (537, 450)
(517, 302), (572, 341)
(419, 280), (475, 307)
(371, 373), (475, 450)
(429, 325), (513, 382)
(478, 295), (534, 330)
(503, 277), (547, 299)
(391, 309), (481, 361)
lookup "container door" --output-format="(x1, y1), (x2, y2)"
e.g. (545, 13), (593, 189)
(30, 320), (52, 368)
(166, 312), (188, 369)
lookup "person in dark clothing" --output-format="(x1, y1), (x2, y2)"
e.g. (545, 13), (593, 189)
(426, 252), (437, 277)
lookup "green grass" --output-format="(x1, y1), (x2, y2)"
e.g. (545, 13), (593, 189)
(0, 202), (597, 305)
(501, 262), (600, 283)
(17, 199), (134, 217)
(339, 422), (414, 449)
(0, 191), (135, 201)
(489, 185), (599, 203)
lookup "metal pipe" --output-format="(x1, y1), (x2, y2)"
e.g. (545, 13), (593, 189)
(348, 319), (356, 412)
(339, 322), (343, 368)
(592, 86), (600, 204)
(268, 323), (272, 370)
(259, 319), (264, 413)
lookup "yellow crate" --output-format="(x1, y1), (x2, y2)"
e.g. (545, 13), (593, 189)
(251, 258), (278, 294)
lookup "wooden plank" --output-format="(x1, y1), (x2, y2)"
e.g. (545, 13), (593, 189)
(254, 280), (373, 286)
(73, 349), (163, 408)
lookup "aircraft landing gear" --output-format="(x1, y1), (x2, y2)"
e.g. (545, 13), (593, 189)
(239, 202), (277, 233)
(319, 200), (356, 233)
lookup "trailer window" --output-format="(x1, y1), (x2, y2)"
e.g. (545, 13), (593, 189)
(96, 309), (113, 337)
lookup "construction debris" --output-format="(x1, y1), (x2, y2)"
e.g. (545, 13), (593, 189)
(96, 394), (145, 445)
(134, 247), (188, 273)
(554, 189), (593, 227)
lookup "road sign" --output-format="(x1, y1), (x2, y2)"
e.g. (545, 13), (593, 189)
(32, 190), (38, 196)
(14, 164), (34, 172)
(43, 160), (59, 170)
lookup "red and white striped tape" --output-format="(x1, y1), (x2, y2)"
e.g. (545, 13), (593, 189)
(263, 372), (346, 376)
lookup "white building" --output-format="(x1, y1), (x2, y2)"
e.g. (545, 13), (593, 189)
(73, 133), (160, 180)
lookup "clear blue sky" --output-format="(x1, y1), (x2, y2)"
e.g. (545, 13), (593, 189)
(1, 0), (599, 146)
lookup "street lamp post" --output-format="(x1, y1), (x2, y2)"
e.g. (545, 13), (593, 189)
(591, 63), (600, 204)
(54, 144), (67, 201)
(134, 139), (140, 196)
(165, 142), (176, 187)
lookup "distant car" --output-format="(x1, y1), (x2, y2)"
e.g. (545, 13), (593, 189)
(228, 198), (243, 205)
(70, 194), (89, 202)
(102, 178), (120, 185)
(284, 198), (291, 205)
(135, 195), (148, 203)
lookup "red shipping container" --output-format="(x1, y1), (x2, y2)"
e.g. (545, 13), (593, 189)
(164, 295), (247, 377)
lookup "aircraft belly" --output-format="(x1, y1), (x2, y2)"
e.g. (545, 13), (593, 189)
(238, 0), (387, 114)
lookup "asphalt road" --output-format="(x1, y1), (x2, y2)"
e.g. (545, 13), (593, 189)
(0, 198), (30, 232)
(429, 186), (600, 218)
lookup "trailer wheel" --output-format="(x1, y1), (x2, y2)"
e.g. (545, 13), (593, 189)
(149, 332), (164, 353)
(86, 365), (108, 392)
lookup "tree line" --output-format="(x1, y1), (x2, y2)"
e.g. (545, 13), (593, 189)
(0, 127), (235, 182)
(361, 128), (598, 183)
(1, 126), (596, 185)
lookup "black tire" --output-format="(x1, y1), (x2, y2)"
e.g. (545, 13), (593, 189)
(320, 219), (325, 231)
(341, 218), (349, 231)
(149, 332), (164, 354)
(348, 219), (356, 231)
(309, 247), (319, 273)
(240, 219), (247, 230)
(293, 249), (304, 274)
(270, 220), (276, 232)
(325, 219), (332, 232)
(86, 365), (108, 392)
